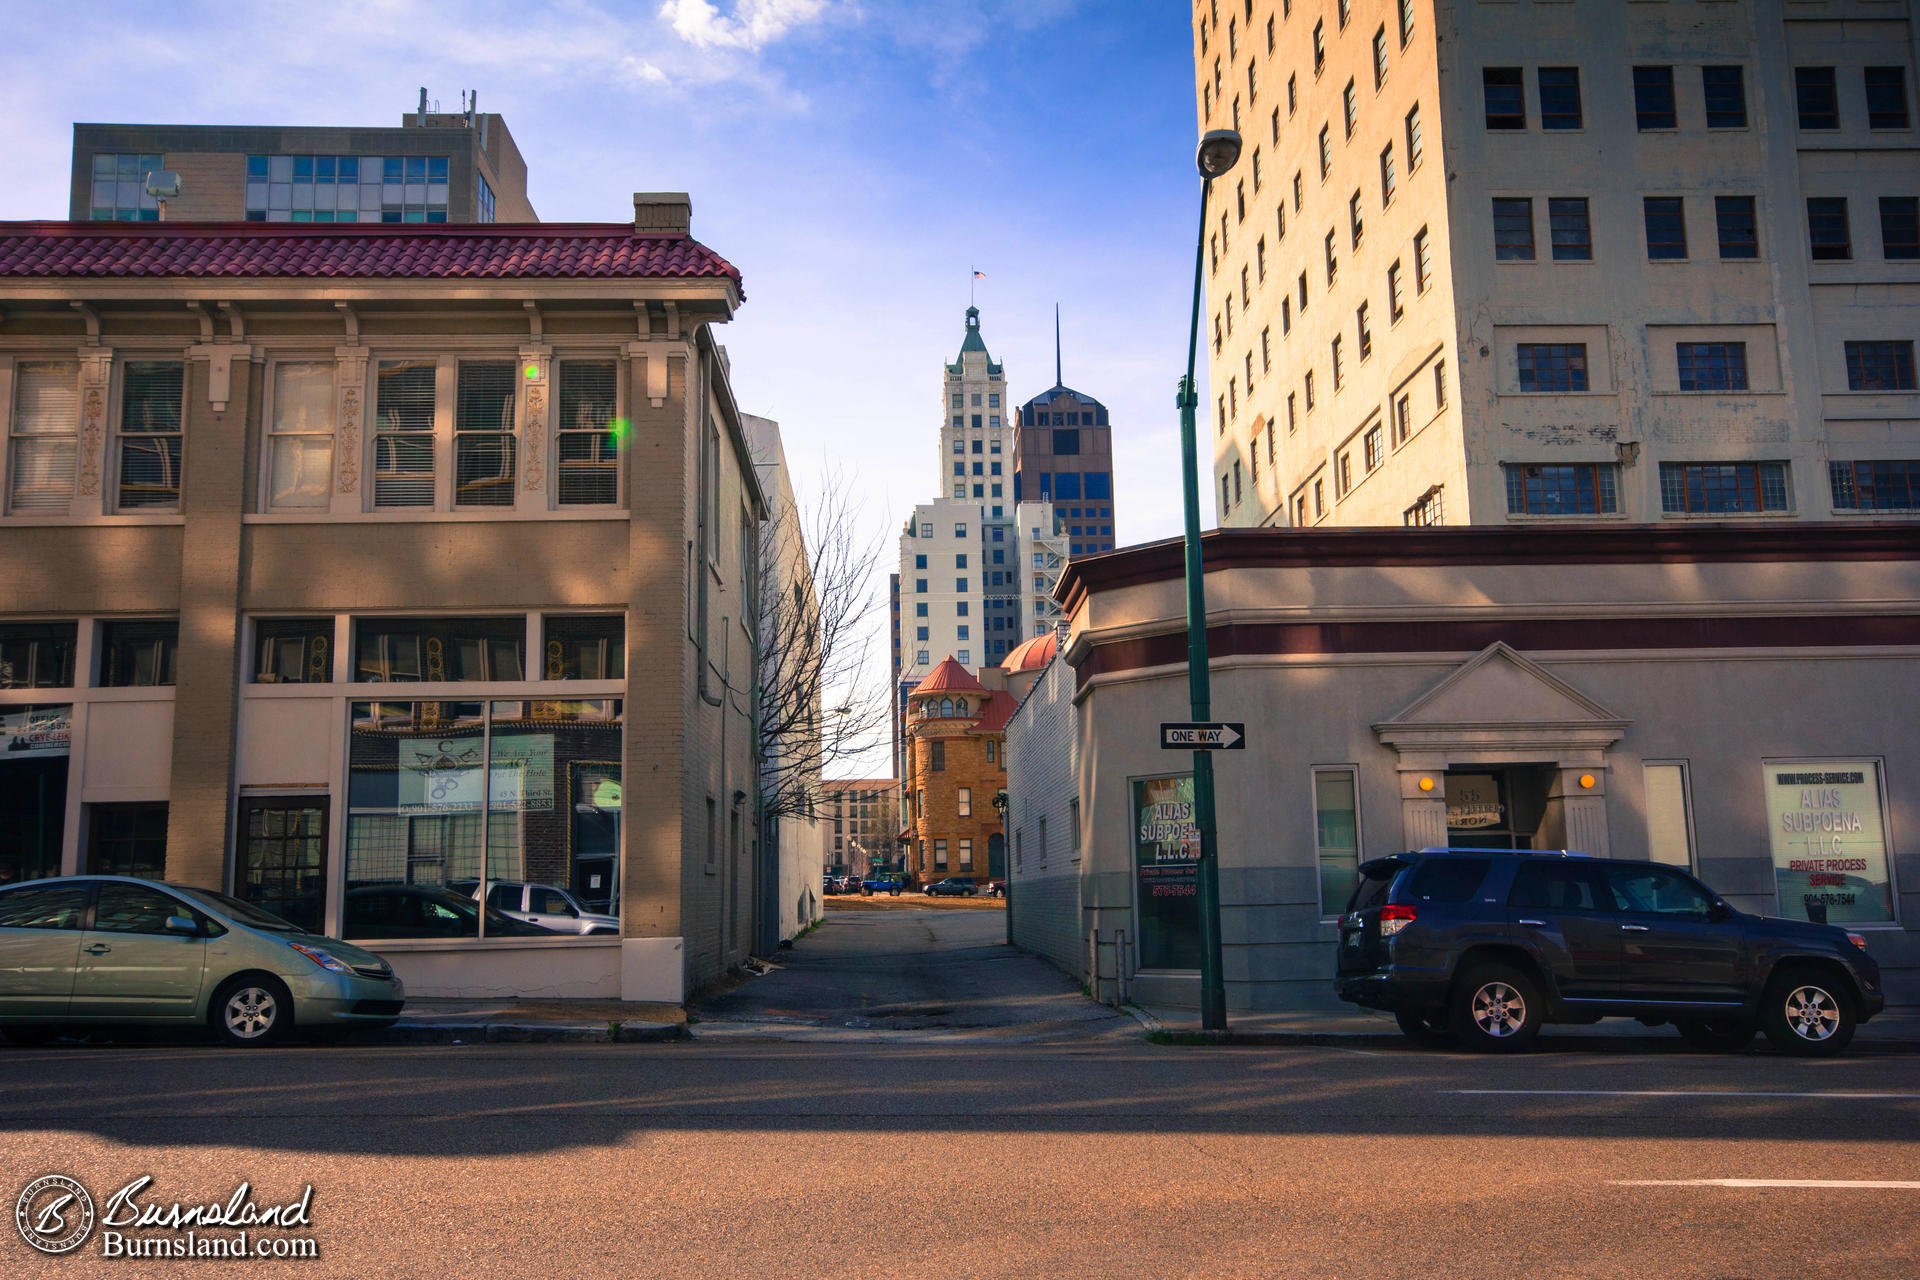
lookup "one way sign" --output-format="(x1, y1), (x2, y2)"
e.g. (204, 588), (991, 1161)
(1160, 722), (1246, 750)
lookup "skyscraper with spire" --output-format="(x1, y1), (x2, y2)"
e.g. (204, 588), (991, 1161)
(1013, 307), (1119, 555)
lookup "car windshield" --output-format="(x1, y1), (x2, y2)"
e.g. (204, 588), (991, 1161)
(172, 886), (301, 932)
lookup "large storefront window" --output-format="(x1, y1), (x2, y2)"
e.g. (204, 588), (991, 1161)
(0, 705), (71, 882)
(1765, 761), (1897, 925)
(1133, 774), (1200, 970)
(344, 700), (621, 938)
(0, 623), (77, 689)
(353, 617), (524, 683)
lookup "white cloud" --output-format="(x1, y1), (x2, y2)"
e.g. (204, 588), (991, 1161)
(661, 0), (830, 51)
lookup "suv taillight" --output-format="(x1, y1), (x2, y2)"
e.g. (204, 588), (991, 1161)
(1380, 904), (1417, 938)
(1847, 933), (1869, 952)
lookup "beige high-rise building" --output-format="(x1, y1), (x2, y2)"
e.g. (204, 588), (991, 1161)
(1195, 0), (1918, 530)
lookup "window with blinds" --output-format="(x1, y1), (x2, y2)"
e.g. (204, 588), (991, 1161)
(373, 359), (436, 507)
(454, 361), (516, 507)
(117, 360), (185, 510)
(556, 361), (618, 505)
(268, 362), (334, 509)
(8, 360), (79, 513)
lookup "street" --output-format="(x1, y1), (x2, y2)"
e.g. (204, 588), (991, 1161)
(2, 906), (1917, 1278)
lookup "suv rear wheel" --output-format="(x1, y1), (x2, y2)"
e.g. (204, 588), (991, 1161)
(1761, 967), (1856, 1057)
(1449, 963), (1542, 1052)
(1675, 1018), (1757, 1053)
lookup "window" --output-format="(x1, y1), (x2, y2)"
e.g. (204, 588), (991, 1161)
(254, 618), (333, 684)
(1537, 68), (1581, 130)
(915, 649), (928, 665)
(0, 621), (77, 689)
(1363, 424), (1383, 471)
(1373, 26), (1388, 90)
(1865, 67), (1910, 130)
(1676, 342), (1749, 392)
(0, 883), (86, 930)
(1387, 261), (1404, 321)
(1634, 66), (1676, 130)
(116, 361), (185, 510)
(1484, 67), (1525, 129)
(1221, 473), (1232, 512)
(8, 360), (79, 513)
(1703, 66), (1747, 128)
(373, 359), (435, 507)
(1404, 485), (1443, 527)
(958, 837), (973, 870)
(1765, 760), (1896, 924)
(99, 620), (178, 687)
(1313, 767), (1360, 915)
(1325, 229), (1338, 284)
(1394, 393), (1411, 443)
(1287, 392), (1297, 432)
(1716, 196), (1759, 259)
(1548, 198), (1591, 261)
(1644, 197), (1687, 259)
(1299, 270), (1309, 310)
(1795, 67), (1839, 129)
(1505, 463), (1619, 515)
(1659, 462), (1791, 514)
(1282, 297), (1292, 334)
(1433, 360), (1447, 409)
(1288, 74), (1297, 116)
(87, 805), (169, 879)
(477, 174), (495, 223)
(557, 361), (619, 506)
(1312, 20), (1325, 75)
(1379, 144), (1396, 206)
(1845, 341), (1917, 390)
(1414, 227), (1431, 291)
(1261, 327), (1271, 371)
(1357, 302), (1372, 360)
(1807, 197), (1851, 260)
(353, 616), (524, 682)
(1830, 459), (1920, 511)
(543, 614), (625, 680)
(1233, 459), (1243, 503)
(1313, 477), (1324, 516)
(266, 362), (334, 509)
(1336, 450), (1351, 495)
(1337, 0), (1350, 29)
(1318, 125), (1331, 179)
(1405, 103), (1423, 169)
(1293, 171), (1303, 211)
(930, 740), (946, 772)
(1642, 763), (1695, 869)
(1305, 369), (1316, 410)
(1343, 79), (1357, 137)
(245, 154), (449, 223)
(1398, 0), (1413, 46)
(1516, 344), (1589, 393)
(1879, 197), (1919, 259)
(1493, 198), (1535, 260)
(1331, 334), (1344, 389)
(88, 152), (164, 220)
(453, 361), (516, 507)
(1349, 191), (1364, 248)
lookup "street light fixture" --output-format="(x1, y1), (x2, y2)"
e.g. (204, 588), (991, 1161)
(1176, 128), (1242, 1032)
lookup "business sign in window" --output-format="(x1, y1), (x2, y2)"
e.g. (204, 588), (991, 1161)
(1765, 761), (1895, 924)
(1134, 774), (1200, 970)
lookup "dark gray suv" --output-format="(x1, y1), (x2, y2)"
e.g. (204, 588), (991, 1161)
(1334, 848), (1885, 1055)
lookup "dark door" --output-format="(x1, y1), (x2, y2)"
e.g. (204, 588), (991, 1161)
(236, 797), (329, 935)
(1507, 859), (1625, 1001)
(1598, 862), (1746, 1004)
(86, 802), (168, 879)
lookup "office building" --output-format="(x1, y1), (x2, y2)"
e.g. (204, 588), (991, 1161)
(1013, 316), (1120, 556)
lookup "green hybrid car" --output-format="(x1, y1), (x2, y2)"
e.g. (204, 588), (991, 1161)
(0, 876), (405, 1047)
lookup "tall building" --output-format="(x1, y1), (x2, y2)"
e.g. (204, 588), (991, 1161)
(899, 658), (1013, 884)
(1014, 312), (1121, 555)
(1195, 1), (1919, 530)
(822, 779), (899, 876)
(70, 92), (535, 223)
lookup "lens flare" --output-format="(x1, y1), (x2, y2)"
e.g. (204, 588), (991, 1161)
(608, 417), (631, 446)
(524, 363), (540, 380)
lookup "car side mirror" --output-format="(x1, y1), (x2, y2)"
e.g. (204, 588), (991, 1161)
(164, 915), (198, 934)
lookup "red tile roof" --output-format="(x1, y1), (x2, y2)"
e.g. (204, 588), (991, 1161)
(0, 222), (742, 292)
(969, 690), (1018, 735)
(910, 656), (986, 696)
(1001, 630), (1058, 673)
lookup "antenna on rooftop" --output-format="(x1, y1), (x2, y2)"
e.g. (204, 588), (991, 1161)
(417, 87), (428, 126)
(1054, 304), (1062, 387)
(144, 169), (181, 222)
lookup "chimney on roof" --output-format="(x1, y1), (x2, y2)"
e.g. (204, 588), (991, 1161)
(633, 192), (692, 237)
(417, 87), (428, 126)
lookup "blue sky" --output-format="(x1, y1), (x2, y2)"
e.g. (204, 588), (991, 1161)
(3, 0), (1204, 772)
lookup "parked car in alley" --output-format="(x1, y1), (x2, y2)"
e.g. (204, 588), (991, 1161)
(860, 876), (905, 896)
(983, 879), (1007, 898)
(925, 877), (979, 897)
(344, 886), (556, 942)
(451, 881), (619, 936)
(1334, 847), (1885, 1056)
(0, 876), (405, 1047)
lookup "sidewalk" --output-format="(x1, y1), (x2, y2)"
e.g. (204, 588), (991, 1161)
(1127, 1003), (1920, 1050)
(379, 998), (689, 1045)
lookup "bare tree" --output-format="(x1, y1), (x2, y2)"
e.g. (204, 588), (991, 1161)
(755, 464), (893, 823)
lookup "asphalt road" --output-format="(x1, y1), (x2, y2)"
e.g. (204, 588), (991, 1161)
(1, 906), (1915, 1279)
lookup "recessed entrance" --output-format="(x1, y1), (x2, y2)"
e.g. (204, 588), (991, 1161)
(1444, 765), (1555, 850)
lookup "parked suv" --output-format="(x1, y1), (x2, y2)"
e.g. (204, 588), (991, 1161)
(860, 876), (905, 897)
(924, 877), (979, 897)
(1334, 848), (1884, 1056)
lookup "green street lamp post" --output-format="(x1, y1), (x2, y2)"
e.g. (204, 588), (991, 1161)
(1179, 128), (1243, 1032)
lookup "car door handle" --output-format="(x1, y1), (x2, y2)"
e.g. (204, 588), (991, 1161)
(83, 943), (112, 955)
(1517, 918), (1546, 927)
(1620, 924), (1651, 932)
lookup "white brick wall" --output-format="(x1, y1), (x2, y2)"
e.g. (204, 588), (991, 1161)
(1005, 643), (1083, 980)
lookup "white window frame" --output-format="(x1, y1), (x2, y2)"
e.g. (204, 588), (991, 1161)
(262, 357), (337, 513)
(109, 355), (189, 515)
(1641, 760), (1696, 870)
(4, 357), (80, 516)
(551, 352), (627, 512)
(1311, 764), (1363, 919)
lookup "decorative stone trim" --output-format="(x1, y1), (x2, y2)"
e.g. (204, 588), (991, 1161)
(334, 346), (367, 495)
(75, 348), (113, 497)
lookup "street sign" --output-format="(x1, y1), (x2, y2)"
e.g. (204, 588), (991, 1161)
(1160, 722), (1246, 750)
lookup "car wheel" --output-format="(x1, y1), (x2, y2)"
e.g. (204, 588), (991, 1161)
(862, 889), (872, 897)
(890, 889), (900, 897)
(1761, 968), (1856, 1057)
(1448, 964), (1543, 1052)
(210, 975), (292, 1048)
(0, 1026), (61, 1047)
(1675, 1018), (1758, 1053)
(1394, 1011), (1452, 1048)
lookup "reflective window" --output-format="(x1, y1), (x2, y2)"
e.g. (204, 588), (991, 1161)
(92, 882), (189, 934)
(243, 153), (449, 223)
(0, 883), (86, 930)
(354, 617), (523, 682)
(88, 153), (164, 220)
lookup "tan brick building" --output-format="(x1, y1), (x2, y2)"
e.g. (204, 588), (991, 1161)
(901, 658), (1013, 885)
(823, 779), (899, 877)
(0, 196), (768, 1002)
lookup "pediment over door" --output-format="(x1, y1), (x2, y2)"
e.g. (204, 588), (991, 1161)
(1373, 642), (1629, 759)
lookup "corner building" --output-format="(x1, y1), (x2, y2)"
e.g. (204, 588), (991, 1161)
(1196, 0), (1919, 529)
(0, 199), (768, 1002)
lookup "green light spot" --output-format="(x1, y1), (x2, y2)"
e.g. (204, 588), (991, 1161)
(609, 417), (631, 446)
(524, 364), (540, 380)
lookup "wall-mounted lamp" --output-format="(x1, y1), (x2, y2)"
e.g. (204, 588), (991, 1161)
(1418, 777), (1436, 792)
(1578, 774), (1596, 790)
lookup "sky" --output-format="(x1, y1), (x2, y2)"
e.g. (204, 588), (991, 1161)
(1, 0), (1205, 776)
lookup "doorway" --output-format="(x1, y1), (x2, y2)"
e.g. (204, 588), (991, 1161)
(1444, 766), (1553, 849)
(236, 796), (328, 934)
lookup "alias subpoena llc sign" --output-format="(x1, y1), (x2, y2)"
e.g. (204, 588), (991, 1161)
(1765, 762), (1896, 924)
(1134, 775), (1201, 970)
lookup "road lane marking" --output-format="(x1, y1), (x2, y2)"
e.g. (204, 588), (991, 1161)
(1444, 1090), (1920, 1099)
(1610, 1180), (1920, 1190)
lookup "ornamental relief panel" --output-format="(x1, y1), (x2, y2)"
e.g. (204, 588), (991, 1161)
(524, 383), (546, 491)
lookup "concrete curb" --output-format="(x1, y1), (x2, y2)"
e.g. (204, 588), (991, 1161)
(377, 1021), (690, 1045)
